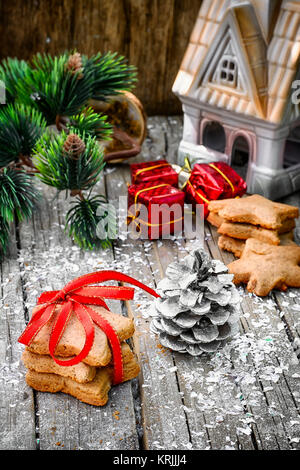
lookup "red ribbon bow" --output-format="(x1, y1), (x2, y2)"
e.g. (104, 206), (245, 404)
(18, 270), (159, 384)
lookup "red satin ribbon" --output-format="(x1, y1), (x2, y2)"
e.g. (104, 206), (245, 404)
(18, 270), (159, 385)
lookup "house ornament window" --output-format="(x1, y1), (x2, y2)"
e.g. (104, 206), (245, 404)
(217, 56), (237, 87)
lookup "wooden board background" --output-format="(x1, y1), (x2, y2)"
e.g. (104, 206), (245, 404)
(1, 115), (300, 450)
(0, 0), (203, 115)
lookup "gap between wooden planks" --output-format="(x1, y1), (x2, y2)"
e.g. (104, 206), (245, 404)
(105, 116), (300, 450)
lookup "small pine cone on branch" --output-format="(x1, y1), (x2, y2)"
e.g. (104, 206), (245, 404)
(150, 248), (241, 356)
(63, 133), (86, 159)
(66, 52), (84, 79)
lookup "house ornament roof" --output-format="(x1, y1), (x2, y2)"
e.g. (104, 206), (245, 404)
(173, 0), (300, 124)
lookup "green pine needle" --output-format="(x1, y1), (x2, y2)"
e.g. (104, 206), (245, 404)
(6, 51), (137, 126)
(82, 51), (137, 101)
(0, 167), (40, 222)
(65, 195), (113, 250)
(34, 130), (105, 191)
(0, 57), (31, 103)
(16, 53), (95, 124)
(68, 107), (113, 140)
(0, 216), (10, 261)
(0, 103), (47, 167)
(0, 51), (137, 256)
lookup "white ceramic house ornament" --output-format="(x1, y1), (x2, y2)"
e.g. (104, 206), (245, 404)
(173, 0), (300, 199)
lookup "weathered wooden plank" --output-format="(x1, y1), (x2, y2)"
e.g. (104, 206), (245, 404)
(126, 115), (300, 450)
(105, 163), (193, 450)
(0, 0), (202, 115)
(131, 116), (256, 449)
(0, 225), (36, 450)
(272, 289), (300, 345)
(16, 178), (139, 450)
(207, 223), (300, 450)
(272, 190), (300, 344)
(148, 239), (256, 450)
(1, 114), (300, 451)
(106, 117), (255, 450)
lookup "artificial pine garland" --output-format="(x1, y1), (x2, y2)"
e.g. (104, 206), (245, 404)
(16, 52), (96, 127)
(0, 50), (137, 258)
(83, 51), (137, 102)
(66, 194), (115, 250)
(0, 168), (40, 222)
(68, 106), (112, 140)
(34, 131), (105, 193)
(0, 57), (30, 104)
(0, 217), (10, 261)
(0, 103), (46, 167)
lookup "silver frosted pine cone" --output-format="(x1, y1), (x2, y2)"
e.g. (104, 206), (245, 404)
(150, 248), (240, 356)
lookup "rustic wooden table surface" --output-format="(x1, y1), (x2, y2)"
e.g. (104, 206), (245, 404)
(1, 116), (300, 451)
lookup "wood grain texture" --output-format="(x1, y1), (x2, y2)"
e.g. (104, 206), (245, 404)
(11, 179), (139, 450)
(1, 116), (300, 449)
(0, 0), (202, 115)
(105, 167), (193, 450)
(0, 226), (36, 450)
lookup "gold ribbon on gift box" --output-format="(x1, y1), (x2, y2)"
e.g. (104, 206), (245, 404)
(175, 156), (236, 201)
(127, 183), (184, 229)
(208, 163), (235, 194)
(132, 162), (171, 183)
(128, 157), (238, 231)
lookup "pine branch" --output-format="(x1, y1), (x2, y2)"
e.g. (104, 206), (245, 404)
(12, 51), (137, 127)
(0, 216), (10, 261)
(0, 167), (40, 222)
(0, 51), (137, 257)
(65, 195), (113, 250)
(16, 53), (95, 125)
(0, 103), (47, 168)
(34, 130), (105, 192)
(83, 52), (137, 101)
(0, 57), (31, 103)
(68, 106), (113, 140)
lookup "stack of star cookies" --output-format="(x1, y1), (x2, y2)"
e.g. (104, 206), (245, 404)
(22, 305), (140, 406)
(207, 194), (298, 258)
(207, 195), (300, 296)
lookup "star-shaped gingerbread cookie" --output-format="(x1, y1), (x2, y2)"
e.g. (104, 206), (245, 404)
(208, 195), (299, 230)
(228, 238), (300, 296)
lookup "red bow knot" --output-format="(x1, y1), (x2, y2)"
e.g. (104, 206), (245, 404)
(18, 270), (159, 384)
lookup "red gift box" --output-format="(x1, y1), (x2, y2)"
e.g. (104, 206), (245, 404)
(184, 162), (247, 218)
(127, 181), (185, 239)
(130, 159), (178, 187)
(184, 181), (210, 218)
